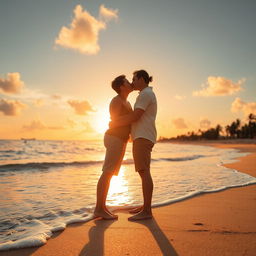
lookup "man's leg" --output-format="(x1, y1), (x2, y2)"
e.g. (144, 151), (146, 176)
(139, 170), (154, 213)
(129, 170), (153, 214)
(129, 138), (154, 221)
(94, 171), (117, 219)
(128, 170), (153, 220)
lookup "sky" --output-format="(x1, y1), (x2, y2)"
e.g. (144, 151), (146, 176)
(0, 0), (256, 140)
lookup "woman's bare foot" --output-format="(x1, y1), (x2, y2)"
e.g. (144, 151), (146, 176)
(129, 206), (143, 214)
(128, 210), (152, 221)
(94, 210), (118, 220)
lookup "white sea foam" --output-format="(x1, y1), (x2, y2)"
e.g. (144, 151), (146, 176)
(0, 234), (48, 251)
(0, 214), (94, 251)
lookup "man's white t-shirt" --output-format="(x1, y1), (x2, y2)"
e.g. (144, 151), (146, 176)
(131, 87), (157, 144)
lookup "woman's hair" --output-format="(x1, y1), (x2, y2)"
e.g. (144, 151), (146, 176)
(133, 70), (153, 84)
(111, 75), (126, 94)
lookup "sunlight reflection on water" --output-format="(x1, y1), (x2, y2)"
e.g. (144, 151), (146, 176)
(107, 166), (131, 206)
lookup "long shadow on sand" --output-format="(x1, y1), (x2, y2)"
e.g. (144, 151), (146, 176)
(134, 217), (179, 256)
(79, 219), (115, 256)
(79, 216), (178, 256)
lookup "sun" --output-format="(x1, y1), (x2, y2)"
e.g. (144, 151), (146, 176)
(94, 108), (110, 134)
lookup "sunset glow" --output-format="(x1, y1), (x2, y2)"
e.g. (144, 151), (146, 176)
(93, 108), (110, 134)
(0, 1), (255, 140)
(0, 1), (256, 252)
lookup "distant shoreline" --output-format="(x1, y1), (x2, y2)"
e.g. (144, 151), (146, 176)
(158, 138), (256, 145)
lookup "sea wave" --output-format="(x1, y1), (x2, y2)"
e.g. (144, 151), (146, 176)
(0, 160), (104, 172)
(0, 155), (208, 172)
(157, 155), (205, 161)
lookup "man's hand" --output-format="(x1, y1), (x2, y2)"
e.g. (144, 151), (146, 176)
(108, 108), (144, 129)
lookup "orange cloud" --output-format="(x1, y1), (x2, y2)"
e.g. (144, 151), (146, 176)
(172, 118), (188, 129)
(55, 5), (118, 54)
(193, 76), (244, 97)
(22, 120), (63, 131)
(0, 99), (26, 116)
(22, 91), (64, 107)
(231, 97), (256, 116)
(0, 73), (24, 94)
(99, 4), (118, 20)
(200, 118), (211, 129)
(23, 120), (46, 130)
(68, 99), (94, 115)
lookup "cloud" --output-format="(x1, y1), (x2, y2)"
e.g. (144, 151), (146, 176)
(174, 94), (186, 100)
(68, 99), (94, 115)
(193, 76), (244, 97)
(99, 4), (118, 20)
(13, 89), (67, 108)
(22, 120), (63, 131)
(200, 118), (211, 129)
(55, 4), (118, 54)
(172, 118), (188, 129)
(0, 99), (26, 116)
(66, 119), (95, 133)
(0, 73), (24, 94)
(231, 97), (256, 116)
(23, 120), (46, 130)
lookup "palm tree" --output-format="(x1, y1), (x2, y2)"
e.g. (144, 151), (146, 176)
(225, 125), (231, 137)
(248, 113), (256, 138)
(229, 119), (241, 138)
(235, 119), (241, 138)
(215, 124), (222, 138)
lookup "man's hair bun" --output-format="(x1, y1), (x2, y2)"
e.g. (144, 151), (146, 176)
(133, 70), (153, 84)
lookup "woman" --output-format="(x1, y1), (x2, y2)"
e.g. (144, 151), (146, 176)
(94, 75), (133, 219)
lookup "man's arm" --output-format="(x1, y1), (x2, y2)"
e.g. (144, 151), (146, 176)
(109, 108), (144, 128)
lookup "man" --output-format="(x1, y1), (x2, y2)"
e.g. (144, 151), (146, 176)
(110, 69), (157, 220)
(94, 75), (133, 220)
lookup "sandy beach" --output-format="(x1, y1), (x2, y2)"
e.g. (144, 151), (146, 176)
(1, 142), (256, 256)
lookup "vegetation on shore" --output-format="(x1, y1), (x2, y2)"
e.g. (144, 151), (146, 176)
(159, 114), (256, 141)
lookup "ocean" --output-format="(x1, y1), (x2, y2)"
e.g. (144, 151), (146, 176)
(0, 139), (255, 251)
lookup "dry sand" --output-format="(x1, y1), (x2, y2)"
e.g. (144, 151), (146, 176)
(1, 142), (256, 256)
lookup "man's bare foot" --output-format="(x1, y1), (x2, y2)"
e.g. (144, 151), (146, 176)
(129, 206), (143, 214)
(128, 210), (153, 221)
(94, 210), (118, 220)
